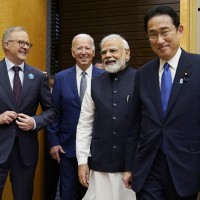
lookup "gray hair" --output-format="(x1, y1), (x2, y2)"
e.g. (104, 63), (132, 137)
(2, 26), (27, 52)
(100, 34), (129, 49)
(71, 33), (95, 50)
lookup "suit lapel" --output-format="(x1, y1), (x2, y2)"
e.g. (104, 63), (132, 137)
(67, 66), (81, 105)
(92, 65), (103, 78)
(165, 50), (192, 117)
(19, 64), (34, 106)
(147, 59), (164, 121)
(0, 60), (16, 105)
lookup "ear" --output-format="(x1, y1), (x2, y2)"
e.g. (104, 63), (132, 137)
(71, 48), (75, 58)
(125, 49), (130, 62)
(92, 49), (95, 57)
(177, 25), (184, 37)
(4, 41), (9, 50)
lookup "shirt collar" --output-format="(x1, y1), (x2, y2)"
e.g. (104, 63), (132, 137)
(76, 64), (93, 78)
(159, 47), (182, 72)
(5, 57), (24, 71)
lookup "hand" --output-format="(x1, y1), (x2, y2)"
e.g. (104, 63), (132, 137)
(0, 111), (18, 125)
(78, 164), (90, 187)
(122, 171), (132, 189)
(50, 145), (65, 163)
(15, 113), (34, 131)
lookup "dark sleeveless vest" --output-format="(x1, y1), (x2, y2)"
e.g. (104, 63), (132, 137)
(89, 67), (136, 172)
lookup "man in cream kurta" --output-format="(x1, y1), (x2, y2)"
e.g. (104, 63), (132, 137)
(76, 34), (136, 200)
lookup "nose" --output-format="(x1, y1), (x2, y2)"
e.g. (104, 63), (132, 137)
(105, 50), (112, 57)
(156, 34), (165, 43)
(80, 48), (86, 54)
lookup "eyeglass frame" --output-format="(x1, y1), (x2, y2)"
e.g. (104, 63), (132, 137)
(7, 40), (33, 48)
(147, 27), (178, 41)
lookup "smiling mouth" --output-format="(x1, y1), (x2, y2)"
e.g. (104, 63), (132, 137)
(105, 60), (116, 65)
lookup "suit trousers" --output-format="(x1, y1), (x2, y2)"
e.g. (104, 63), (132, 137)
(0, 137), (35, 200)
(44, 130), (60, 200)
(136, 149), (198, 200)
(60, 156), (87, 200)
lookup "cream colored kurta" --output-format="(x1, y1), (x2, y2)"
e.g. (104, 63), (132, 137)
(83, 171), (136, 200)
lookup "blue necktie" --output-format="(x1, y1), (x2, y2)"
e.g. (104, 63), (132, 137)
(80, 71), (87, 102)
(160, 63), (172, 153)
(161, 63), (172, 115)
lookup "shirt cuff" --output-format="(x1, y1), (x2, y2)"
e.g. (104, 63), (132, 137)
(78, 157), (88, 166)
(32, 117), (36, 130)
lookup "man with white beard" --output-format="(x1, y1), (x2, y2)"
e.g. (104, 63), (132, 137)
(76, 34), (137, 200)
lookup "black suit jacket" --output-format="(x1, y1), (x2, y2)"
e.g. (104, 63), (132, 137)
(126, 49), (200, 196)
(0, 59), (58, 167)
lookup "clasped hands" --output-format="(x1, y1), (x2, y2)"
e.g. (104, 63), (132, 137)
(0, 111), (34, 131)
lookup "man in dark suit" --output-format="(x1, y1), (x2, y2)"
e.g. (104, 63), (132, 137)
(76, 34), (136, 200)
(0, 26), (58, 200)
(123, 5), (200, 200)
(47, 34), (103, 200)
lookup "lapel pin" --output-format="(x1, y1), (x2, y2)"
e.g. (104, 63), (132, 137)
(179, 78), (183, 84)
(28, 73), (34, 80)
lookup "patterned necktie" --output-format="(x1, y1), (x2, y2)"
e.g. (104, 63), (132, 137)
(161, 62), (172, 115)
(13, 66), (22, 104)
(80, 71), (87, 102)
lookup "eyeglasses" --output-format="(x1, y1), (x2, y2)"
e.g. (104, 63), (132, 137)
(148, 28), (177, 41)
(8, 40), (33, 48)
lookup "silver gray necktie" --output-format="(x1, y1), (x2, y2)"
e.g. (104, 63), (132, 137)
(80, 71), (87, 102)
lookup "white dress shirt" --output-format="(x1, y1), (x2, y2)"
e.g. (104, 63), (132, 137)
(5, 57), (24, 89)
(76, 64), (93, 96)
(158, 47), (182, 87)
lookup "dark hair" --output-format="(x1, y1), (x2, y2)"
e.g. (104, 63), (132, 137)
(144, 5), (180, 33)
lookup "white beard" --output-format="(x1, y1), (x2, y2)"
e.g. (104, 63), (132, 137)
(104, 57), (125, 73)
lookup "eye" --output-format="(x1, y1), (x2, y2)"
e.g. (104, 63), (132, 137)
(149, 33), (157, 39)
(109, 49), (117, 54)
(76, 47), (82, 51)
(101, 50), (107, 55)
(19, 40), (25, 46)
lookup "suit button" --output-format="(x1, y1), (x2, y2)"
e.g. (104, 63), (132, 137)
(113, 103), (117, 107)
(113, 116), (117, 120)
(162, 127), (166, 131)
(113, 90), (117, 93)
(113, 145), (116, 149)
(113, 132), (116, 135)
(114, 77), (118, 81)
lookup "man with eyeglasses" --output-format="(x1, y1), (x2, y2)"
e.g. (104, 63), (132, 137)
(0, 26), (58, 200)
(123, 5), (200, 200)
(76, 34), (136, 200)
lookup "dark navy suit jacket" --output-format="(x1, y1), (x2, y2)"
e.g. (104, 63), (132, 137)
(126, 49), (200, 197)
(47, 65), (104, 157)
(0, 59), (58, 167)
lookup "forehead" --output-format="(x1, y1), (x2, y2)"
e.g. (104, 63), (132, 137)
(102, 39), (123, 49)
(148, 15), (174, 31)
(73, 37), (93, 47)
(11, 31), (29, 39)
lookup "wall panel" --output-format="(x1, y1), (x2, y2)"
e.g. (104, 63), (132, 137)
(0, 0), (46, 199)
(58, 0), (180, 70)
